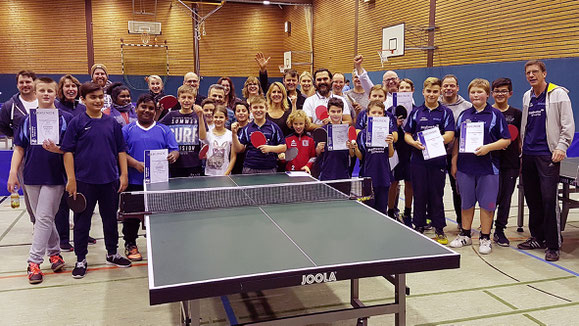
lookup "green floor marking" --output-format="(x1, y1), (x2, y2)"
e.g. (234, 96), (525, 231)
(483, 290), (518, 310)
(523, 313), (547, 326)
(0, 210), (26, 243)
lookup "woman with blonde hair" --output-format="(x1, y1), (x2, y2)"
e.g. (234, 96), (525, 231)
(299, 71), (315, 97)
(266, 82), (292, 137)
(242, 76), (263, 103)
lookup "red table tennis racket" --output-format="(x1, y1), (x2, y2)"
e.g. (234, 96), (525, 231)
(312, 128), (327, 145)
(316, 105), (329, 120)
(348, 126), (357, 143)
(158, 95), (178, 111)
(508, 124), (519, 141)
(67, 193), (87, 214)
(198, 144), (209, 159)
(284, 147), (299, 161)
(250, 131), (267, 148)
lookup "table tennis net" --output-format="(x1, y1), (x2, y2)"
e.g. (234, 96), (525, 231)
(120, 178), (372, 215)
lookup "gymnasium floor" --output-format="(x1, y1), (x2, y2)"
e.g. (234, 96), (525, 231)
(0, 180), (577, 325)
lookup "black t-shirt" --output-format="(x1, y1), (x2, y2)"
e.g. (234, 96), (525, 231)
(498, 106), (522, 170)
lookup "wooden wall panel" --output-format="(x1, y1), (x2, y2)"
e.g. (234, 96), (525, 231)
(434, 0), (579, 67)
(284, 5), (313, 74)
(356, 0), (431, 71)
(311, 0), (356, 74)
(197, 3), (286, 77)
(91, 0), (195, 76)
(0, 1), (87, 74)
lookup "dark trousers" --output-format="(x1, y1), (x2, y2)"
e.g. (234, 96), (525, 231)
(122, 184), (144, 247)
(495, 168), (519, 231)
(73, 180), (120, 261)
(521, 155), (561, 250)
(54, 191), (71, 244)
(447, 154), (462, 225)
(373, 186), (389, 215)
(411, 163), (446, 229)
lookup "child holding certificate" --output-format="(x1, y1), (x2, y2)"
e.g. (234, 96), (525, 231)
(7, 77), (72, 284)
(450, 78), (511, 255)
(122, 94), (179, 261)
(316, 97), (354, 180)
(404, 77), (455, 244)
(352, 100), (396, 214)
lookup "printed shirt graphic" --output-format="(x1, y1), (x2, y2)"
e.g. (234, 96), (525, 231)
(159, 111), (201, 168)
(203, 129), (233, 176)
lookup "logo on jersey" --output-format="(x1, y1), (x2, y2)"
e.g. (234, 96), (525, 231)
(302, 139), (309, 146)
(291, 139), (297, 147)
(301, 271), (337, 285)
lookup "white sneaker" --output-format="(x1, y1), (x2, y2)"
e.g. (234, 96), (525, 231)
(449, 235), (472, 248)
(479, 238), (492, 254)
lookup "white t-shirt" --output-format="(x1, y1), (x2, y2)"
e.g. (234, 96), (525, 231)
(302, 92), (351, 125)
(203, 129), (233, 176)
(19, 96), (38, 114)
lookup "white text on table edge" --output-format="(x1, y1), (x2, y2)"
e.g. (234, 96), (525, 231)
(301, 272), (337, 285)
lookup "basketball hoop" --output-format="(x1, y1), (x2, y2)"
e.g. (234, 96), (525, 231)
(141, 32), (150, 45)
(378, 49), (395, 67)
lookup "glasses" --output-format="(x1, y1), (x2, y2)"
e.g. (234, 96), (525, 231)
(492, 90), (510, 95)
(383, 78), (397, 83)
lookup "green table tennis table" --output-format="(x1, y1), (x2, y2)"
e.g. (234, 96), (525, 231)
(129, 173), (460, 325)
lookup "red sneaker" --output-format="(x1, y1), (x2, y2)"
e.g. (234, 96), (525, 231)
(49, 255), (66, 272)
(27, 263), (43, 284)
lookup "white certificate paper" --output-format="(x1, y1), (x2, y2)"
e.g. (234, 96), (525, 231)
(29, 109), (59, 145)
(459, 122), (485, 153)
(418, 127), (446, 160)
(366, 116), (390, 148)
(327, 124), (349, 151)
(144, 149), (169, 184)
(393, 92), (413, 116)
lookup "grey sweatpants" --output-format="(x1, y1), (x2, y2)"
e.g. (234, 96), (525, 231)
(17, 164), (36, 223)
(26, 184), (64, 264)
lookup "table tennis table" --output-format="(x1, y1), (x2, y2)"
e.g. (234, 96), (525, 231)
(517, 157), (578, 232)
(126, 173), (460, 326)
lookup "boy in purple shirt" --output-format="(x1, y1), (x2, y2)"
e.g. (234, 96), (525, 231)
(450, 79), (511, 255)
(122, 94), (179, 260)
(61, 82), (132, 279)
(7, 77), (72, 284)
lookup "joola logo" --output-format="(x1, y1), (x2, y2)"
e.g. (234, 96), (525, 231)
(301, 272), (337, 285)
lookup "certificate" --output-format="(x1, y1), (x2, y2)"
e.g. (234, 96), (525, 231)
(366, 116), (390, 148)
(389, 150), (399, 171)
(393, 92), (413, 116)
(327, 124), (349, 151)
(459, 122), (484, 153)
(144, 149), (169, 184)
(418, 127), (446, 160)
(29, 109), (59, 145)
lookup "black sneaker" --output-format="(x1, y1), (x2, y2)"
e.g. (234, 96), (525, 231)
(415, 226), (425, 234)
(493, 231), (510, 247)
(60, 242), (74, 251)
(88, 236), (97, 245)
(49, 254), (66, 272)
(424, 219), (433, 231)
(517, 237), (546, 250)
(401, 214), (413, 228)
(545, 249), (560, 261)
(106, 253), (132, 268)
(72, 260), (87, 279)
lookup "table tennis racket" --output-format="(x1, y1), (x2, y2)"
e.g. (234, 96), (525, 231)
(250, 131), (267, 148)
(508, 124), (519, 141)
(348, 126), (357, 143)
(284, 147), (299, 161)
(395, 105), (408, 119)
(315, 105), (329, 120)
(312, 127), (327, 145)
(198, 144), (209, 159)
(67, 193), (87, 214)
(158, 95), (178, 111)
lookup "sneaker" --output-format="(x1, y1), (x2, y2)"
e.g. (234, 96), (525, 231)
(106, 253), (132, 268)
(27, 262), (43, 284)
(479, 238), (492, 254)
(49, 254), (65, 272)
(545, 249), (560, 261)
(414, 226), (425, 234)
(60, 242), (74, 251)
(493, 231), (510, 247)
(435, 230), (448, 245)
(125, 245), (143, 261)
(88, 236), (97, 245)
(424, 219), (433, 230)
(72, 260), (87, 279)
(402, 215), (413, 228)
(517, 237), (546, 250)
(449, 235), (472, 248)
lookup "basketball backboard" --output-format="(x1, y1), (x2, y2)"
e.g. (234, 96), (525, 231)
(382, 23), (405, 57)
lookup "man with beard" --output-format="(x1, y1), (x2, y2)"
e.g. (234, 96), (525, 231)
(90, 64), (113, 110)
(303, 69), (352, 130)
(440, 74), (471, 230)
(0, 70), (38, 224)
(255, 52), (306, 110)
